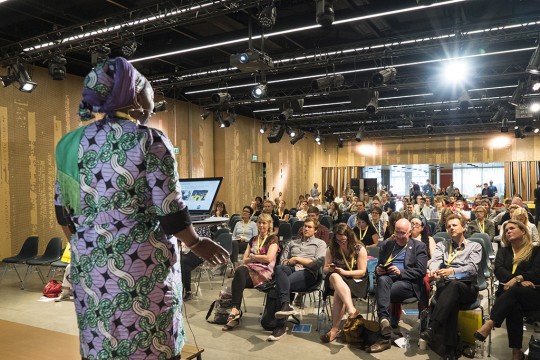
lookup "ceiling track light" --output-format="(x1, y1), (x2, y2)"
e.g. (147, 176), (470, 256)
(251, 83), (267, 98)
(153, 100), (167, 113)
(311, 74), (344, 91)
(314, 129), (321, 142)
(201, 110), (211, 120)
(500, 117), (509, 133)
(355, 128), (364, 142)
(337, 137), (344, 148)
(258, 2), (277, 30)
(426, 124), (434, 133)
(278, 108), (293, 121)
(2, 62), (37, 93)
(259, 125), (267, 134)
(527, 35), (540, 74)
(48, 55), (67, 80)
(315, 0), (334, 27)
(366, 89), (379, 115)
(121, 39), (138, 58)
(211, 92), (231, 104)
(290, 131), (305, 145)
(509, 79), (526, 107)
(371, 67), (397, 86)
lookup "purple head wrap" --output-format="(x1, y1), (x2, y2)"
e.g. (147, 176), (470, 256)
(79, 57), (147, 121)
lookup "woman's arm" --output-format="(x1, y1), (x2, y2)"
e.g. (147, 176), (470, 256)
(322, 248), (334, 274)
(242, 241), (252, 263)
(342, 246), (367, 279)
(371, 232), (379, 246)
(249, 242), (279, 264)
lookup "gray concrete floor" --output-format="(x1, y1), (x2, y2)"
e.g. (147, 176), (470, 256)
(0, 265), (529, 359)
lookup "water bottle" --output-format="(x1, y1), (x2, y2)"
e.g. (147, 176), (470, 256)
(318, 311), (327, 332)
(474, 340), (484, 358)
(405, 331), (411, 349)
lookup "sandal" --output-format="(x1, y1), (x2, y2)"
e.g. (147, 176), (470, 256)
(222, 310), (242, 331)
(320, 330), (338, 343)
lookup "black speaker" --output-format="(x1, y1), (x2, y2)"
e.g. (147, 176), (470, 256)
(350, 178), (360, 197)
(267, 124), (285, 143)
(364, 178), (378, 196)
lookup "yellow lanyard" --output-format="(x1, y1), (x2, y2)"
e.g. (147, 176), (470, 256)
(279, 209), (284, 219)
(339, 247), (355, 271)
(115, 111), (137, 122)
(256, 234), (269, 255)
(512, 248), (518, 274)
(241, 222), (247, 238)
(447, 242), (463, 266)
(384, 242), (407, 266)
(359, 226), (368, 240)
(478, 221), (484, 233)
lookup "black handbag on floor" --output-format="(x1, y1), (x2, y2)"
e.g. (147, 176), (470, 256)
(528, 334), (540, 360)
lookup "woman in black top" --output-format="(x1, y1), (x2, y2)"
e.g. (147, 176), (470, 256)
(474, 220), (540, 360)
(353, 211), (378, 246)
(324, 184), (335, 204)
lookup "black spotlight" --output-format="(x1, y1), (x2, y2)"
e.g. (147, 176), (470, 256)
(426, 124), (434, 133)
(201, 110), (211, 120)
(251, 83), (267, 98)
(500, 118), (509, 133)
(121, 40), (138, 58)
(509, 79), (526, 107)
(337, 137), (344, 148)
(315, 0), (334, 27)
(48, 55), (67, 80)
(258, 2), (277, 29)
(355, 128), (364, 142)
(211, 92), (231, 104)
(290, 131), (305, 145)
(11, 63), (37, 93)
(91, 44), (111, 67)
(278, 108), (293, 121)
(371, 67), (397, 86)
(153, 101), (167, 113)
(515, 128), (526, 139)
(267, 124), (285, 143)
(311, 74), (344, 90)
(366, 89), (379, 115)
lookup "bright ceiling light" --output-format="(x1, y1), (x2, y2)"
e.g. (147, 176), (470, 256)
(251, 83), (267, 98)
(442, 60), (468, 83)
(530, 102), (540, 113)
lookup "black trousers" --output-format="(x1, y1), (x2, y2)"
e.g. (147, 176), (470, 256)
(230, 265), (254, 309)
(490, 286), (540, 348)
(376, 275), (416, 321)
(431, 280), (478, 347)
(231, 240), (248, 263)
(180, 252), (203, 293)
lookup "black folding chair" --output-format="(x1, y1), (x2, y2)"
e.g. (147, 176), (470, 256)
(0, 236), (39, 288)
(22, 237), (62, 289)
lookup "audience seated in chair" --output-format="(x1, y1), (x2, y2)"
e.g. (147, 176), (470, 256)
(511, 207), (540, 245)
(269, 218), (326, 341)
(222, 213), (279, 331)
(376, 218), (428, 336)
(352, 211), (379, 247)
(465, 205), (495, 241)
(421, 214), (482, 360)
(180, 226), (213, 300)
(320, 223), (368, 343)
(474, 220), (540, 360)
(231, 206), (258, 267)
(295, 206), (330, 245)
(276, 200), (290, 222)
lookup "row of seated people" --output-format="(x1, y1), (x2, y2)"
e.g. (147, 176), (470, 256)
(192, 207), (540, 360)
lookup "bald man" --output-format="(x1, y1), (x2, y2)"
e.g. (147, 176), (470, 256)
(375, 218), (428, 336)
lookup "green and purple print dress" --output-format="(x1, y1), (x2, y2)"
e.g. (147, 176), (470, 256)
(55, 117), (190, 360)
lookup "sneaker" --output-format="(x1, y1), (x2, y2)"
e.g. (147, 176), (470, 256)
(267, 326), (287, 341)
(54, 290), (71, 302)
(275, 303), (295, 319)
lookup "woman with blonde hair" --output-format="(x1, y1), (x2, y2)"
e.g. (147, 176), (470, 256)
(511, 207), (540, 245)
(474, 220), (540, 360)
(223, 213), (279, 331)
(320, 223), (368, 343)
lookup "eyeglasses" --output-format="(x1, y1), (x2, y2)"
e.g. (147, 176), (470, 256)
(411, 222), (423, 227)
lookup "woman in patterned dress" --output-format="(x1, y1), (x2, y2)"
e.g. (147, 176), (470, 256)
(320, 223), (368, 343)
(54, 57), (228, 360)
(223, 213), (279, 331)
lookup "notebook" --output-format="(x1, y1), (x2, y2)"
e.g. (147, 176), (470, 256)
(179, 177), (223, 221)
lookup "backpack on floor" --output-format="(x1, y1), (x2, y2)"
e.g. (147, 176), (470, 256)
(43, 280), (62, 298)
(260, 287), (279, 330)
(205, 287), (233, 325)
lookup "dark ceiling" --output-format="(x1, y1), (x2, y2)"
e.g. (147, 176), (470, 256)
(1, 0), (540, 142)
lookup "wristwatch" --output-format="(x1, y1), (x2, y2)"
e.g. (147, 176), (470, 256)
(516, 277), (522, 284)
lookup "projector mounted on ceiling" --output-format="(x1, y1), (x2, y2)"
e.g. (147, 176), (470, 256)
(230, 49), (274, 73)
